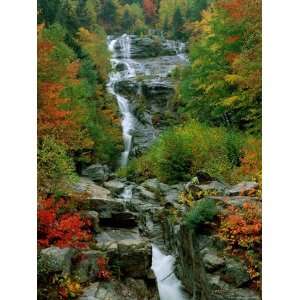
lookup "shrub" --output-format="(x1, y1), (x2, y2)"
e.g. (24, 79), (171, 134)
(184, 199), (218, 231)
(37, 197), (92, 249)
(126, 120), (258, 184)
(38, 136), (77, 196)
(217, 202), (262, 289)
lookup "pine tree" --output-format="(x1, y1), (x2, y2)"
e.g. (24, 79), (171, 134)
(172, 7), (184, 40)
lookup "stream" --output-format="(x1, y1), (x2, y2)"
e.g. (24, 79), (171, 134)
(107, 34), (189, 300)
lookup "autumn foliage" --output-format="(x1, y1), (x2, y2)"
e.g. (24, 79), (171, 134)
(37, 197), (92, 249)
(218, 202), (262, 288)
(96, 257), (112, 281)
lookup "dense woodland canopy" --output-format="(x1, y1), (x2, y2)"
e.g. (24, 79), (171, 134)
(37, 0), (262, 298)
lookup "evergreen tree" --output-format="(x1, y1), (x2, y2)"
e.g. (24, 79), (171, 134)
(172, 7), (184, 40)
(101, 0), (117, 25)
(122, 9), (135, 31)
(76, 0), (92, 28)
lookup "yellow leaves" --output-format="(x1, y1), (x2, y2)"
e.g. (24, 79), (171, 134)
(77, 27), (93, 43)
(224, 74), (242, 84)
(222, 95), (239, 106)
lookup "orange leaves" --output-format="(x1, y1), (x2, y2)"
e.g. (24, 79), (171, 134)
(143, 0), (156, 18)
(218, 0), (246, 22)
(226, 35), (240, 44)
(218, 202), (261, 250)
(66, 60), (80, 84)
(217, 201), (262, 288)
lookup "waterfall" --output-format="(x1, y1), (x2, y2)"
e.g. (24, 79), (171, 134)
(151, 245), (189, 300)
(107, 34), (187, 167)
(107, 35), (136, 166)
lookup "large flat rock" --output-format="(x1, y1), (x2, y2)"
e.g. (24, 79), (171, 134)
(95, 228), (152, 278)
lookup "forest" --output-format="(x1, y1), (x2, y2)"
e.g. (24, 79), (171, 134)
(37, 1), (262, 299)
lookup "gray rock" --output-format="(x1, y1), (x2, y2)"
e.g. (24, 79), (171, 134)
(164, 189), (179, 203)
(95, 228), (152, 278)
(39, 247), (76, 274)
(82, 164), (110, 182)
(136, 186), (157, 201)
(141, 178), (173, 195)
(212, 288), (261, 300)
(104, 180), (126, 194)
(73, 177), (111, 200)
(141, 178), (161, 193)
(118, 239), (152, 278)
(226, 182), (259, 196)
(203, 252), (225, 272)
(207, 274), (230, 290)
(199, 181), (227, 194)
(89, 198), (125, 217)
(223, 258), (250, 287)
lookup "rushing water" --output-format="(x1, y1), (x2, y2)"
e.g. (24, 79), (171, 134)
(107, 34), (187, 166)
(152, 245), (189, 300)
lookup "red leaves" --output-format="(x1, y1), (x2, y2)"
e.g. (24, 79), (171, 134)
(37, 197), (92, 249)
(96, 257), (111, 281)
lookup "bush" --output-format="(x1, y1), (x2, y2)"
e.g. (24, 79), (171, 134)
(124, 120), (260, 184)
(38, 136), (77, 196)
(184, 199), (218, 231)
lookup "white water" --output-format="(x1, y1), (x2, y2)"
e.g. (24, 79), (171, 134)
(107, 34), (187, 166)
(107, 34), (136, 166)
(152, 245), (189, 300)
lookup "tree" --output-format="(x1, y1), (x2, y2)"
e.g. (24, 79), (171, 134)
(172, 7), (184, 39)
(101, 0), (117, 26)
(143, 0), (156, 23)
(121, 9), (135, 30)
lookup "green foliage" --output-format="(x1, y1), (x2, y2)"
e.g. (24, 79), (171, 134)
(38, 136), (77, 195)
(184, 199), (218, 231)
(178, 0), (262, 133)
(127, 120), (252, 184)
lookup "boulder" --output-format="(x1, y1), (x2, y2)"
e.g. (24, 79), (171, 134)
(202, 252), (225, 272)
(39, 247), (76, 274)
(207, 274), (230, 290)
(81, 164), (110, 182)
(95, 228), (152, 278)
(226, 182), (259, 196)
(164, 189), (179, 204)
(104, 180), (126, 194)
(136, 186), (157, 201)
(141, 178), (172, 195)
(89, 198), (125, 218)
(73, 177), (111, 200)
(118, 239), (152, 278)
(222, 258), (250, 287)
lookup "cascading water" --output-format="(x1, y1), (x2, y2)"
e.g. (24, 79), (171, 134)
(107, 35), (136, 166)
(151, 245), (189, 300)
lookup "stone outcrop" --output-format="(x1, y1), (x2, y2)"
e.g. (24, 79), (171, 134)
(81, 164), (111, 182)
